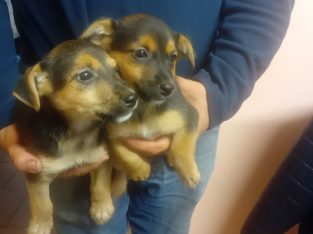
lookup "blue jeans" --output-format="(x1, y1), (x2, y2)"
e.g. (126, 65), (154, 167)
(51, 128), (218, 234)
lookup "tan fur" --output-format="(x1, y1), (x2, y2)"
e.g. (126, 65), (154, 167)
(13, 64), (44, 111)
(26, 179), (53, 234)
(80, 14), (200, 188)
(138, 35), (157, 52)
(52, 80), (116, 121)
(26, 137), (107, 234)
(168, 128), (200, 187)
(81, 18), (113, 38)
(109, 51), (144, 83)
(110, 140), (151, 180)
(46, 51), (122, 122)
(176, 34), (195, 68)
(166, 39), (176, 55)
(75, 53), (102, 70)
(13, 39), (136, 234)
(108, 109), (184, 139)
(106, 54), (117, 68)
(166, 40), (178, 76)
(90, 162), (114, 224)
(81, 15), (200, 187)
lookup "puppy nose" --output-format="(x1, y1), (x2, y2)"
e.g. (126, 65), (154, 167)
(123, 94), (138, 108)
(159, 84), (174, 97)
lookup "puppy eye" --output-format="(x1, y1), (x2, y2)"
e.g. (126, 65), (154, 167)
(134, 48), (148, 60)
(76, 70), (94, 83)
(169, 51), (178, 62)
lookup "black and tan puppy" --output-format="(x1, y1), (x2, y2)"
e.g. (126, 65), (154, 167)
(81, 14), (200, 187)
(13, 40), (137, 234)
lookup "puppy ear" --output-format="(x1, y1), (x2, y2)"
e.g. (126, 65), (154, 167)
(175, 34), (196, 69)
(13, 64), (48, 111)
(80, 18), (114, 47)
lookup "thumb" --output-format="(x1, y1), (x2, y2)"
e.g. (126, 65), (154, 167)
(8, 144), (42, 173)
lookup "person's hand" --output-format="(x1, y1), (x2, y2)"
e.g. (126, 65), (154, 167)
(0, 124), (42, 173)
(121, 135), (171, 157)
(176, 76), (210, 133)
(0, 124), (108, 176)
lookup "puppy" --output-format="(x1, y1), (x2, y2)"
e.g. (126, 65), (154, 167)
(13, 39), (137, 234)
(81, 14), (200, 187)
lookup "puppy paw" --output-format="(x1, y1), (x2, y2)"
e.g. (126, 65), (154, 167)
(181, 167), (201, 188)
(90, 200), (115, 224)
(168, 156), (201, 188)
(28, 217), (53, 234)
(127, 161), (151, 181)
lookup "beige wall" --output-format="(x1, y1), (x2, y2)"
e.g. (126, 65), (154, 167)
(190, 1), (313, 234)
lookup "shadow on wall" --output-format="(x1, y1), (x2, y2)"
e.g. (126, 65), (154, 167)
(220, 116), (311, 234)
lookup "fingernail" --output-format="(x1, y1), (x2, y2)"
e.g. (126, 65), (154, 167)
(27, 160), (40, 173)
(102, 154), (109, 161)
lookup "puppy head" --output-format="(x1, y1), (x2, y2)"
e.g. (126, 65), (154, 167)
(81, 14), (195, 104)
(13, 40), (137, 123)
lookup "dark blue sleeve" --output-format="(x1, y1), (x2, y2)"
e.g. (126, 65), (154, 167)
(0, 0), (19, 129)
(193, 0), (295, 128)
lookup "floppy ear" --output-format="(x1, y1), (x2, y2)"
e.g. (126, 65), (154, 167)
(175, 34), (196, 69)
(80, 18), (115, 48)
(13, 64), (48, 111)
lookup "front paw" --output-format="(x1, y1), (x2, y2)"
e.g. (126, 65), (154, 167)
(127, 161), (151, 181)
(90, 200), (115, 224)
(181, 166), (201, 188)
(167, 155), (200, 188)
(28, 217), (53, 234)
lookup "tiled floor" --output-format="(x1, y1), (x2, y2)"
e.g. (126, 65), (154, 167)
(0, 150), (30, 234)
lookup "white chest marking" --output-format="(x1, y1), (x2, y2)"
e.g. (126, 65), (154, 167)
(38, 129), (107, 175)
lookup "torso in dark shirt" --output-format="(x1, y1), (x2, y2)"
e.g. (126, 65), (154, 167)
(11, 0), (222, 76)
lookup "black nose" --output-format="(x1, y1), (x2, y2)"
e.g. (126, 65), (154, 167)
(159, 83), (174, 97)
(123, 94), (138, 108)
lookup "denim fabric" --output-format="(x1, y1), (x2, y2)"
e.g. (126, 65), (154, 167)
(52, 127), (218, 234)
(54, 193), (129, 234)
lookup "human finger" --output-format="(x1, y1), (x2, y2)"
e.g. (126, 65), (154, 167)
(8, 144), (42, 173)
(122, 136), (171, 157)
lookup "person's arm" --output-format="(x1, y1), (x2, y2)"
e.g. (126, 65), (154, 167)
(0, 0), (19, 129)
(124, 0), (295, 154)
(193, 0), (295, 128)
(0, 0), (44, 173)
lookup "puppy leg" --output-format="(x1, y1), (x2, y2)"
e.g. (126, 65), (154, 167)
(26, 177), (53, 234)
(167, 128), (200, 188)
(111, 168), (127, 198)
(90, 161), (115, 224)
(111, 140), (151, 181)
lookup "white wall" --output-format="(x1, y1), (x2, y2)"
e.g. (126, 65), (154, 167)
(190, 1), (313, 233)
